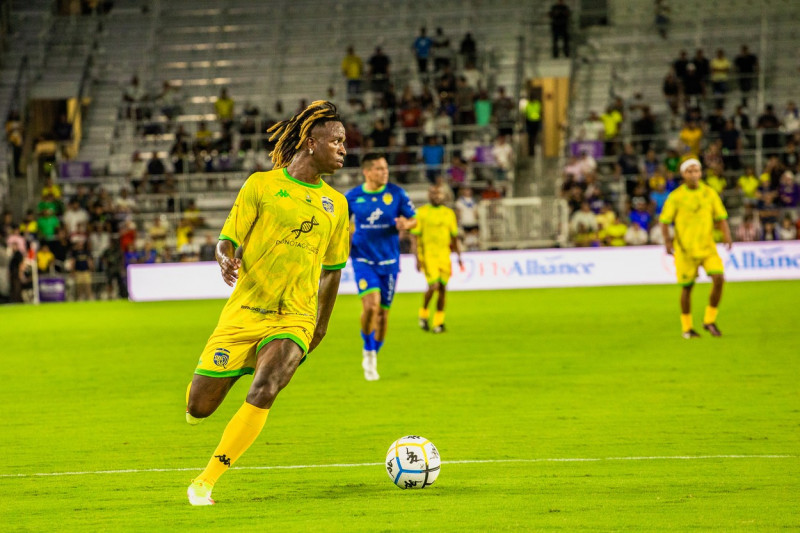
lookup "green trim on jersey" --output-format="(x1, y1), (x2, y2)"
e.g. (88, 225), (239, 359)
(322, 261), (347, 270)
(195, 367), (255, 378)
(283, 167), (323, 189)
(361, 183), (387, 194)
(219, 234), (239, 248)
(714, 215), (729, 221)
(257, 333), (309, 355)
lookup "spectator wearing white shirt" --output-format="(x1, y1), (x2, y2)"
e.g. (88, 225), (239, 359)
(578, 111), (605, 141)
(455, 187), (480, 231)
(62, 199), (89, 235)
(491, 134), (514, 181)
(624, 222), (649, 246)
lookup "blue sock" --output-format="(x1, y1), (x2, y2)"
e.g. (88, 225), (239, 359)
(361, 331), (375, 351)
(374, 339), (384, 353)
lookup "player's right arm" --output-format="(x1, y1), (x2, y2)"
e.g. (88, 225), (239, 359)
(218, 176), (260, 286)
(659, 193), (677, 255)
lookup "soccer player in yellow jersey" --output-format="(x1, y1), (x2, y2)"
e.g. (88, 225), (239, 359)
(411, 185), (463, 333)
(659, 158), (732, 339)
(185, 101), (350, 505)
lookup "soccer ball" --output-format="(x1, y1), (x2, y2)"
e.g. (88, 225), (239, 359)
(385, 435), (440, 489)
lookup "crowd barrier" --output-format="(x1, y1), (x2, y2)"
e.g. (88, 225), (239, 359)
(127, 242), (800, 302)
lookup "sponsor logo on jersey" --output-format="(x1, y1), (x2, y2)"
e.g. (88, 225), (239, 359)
(322, 196), (334, 213)
(366, 208), (383, 224)
(291, 216), (319, 239)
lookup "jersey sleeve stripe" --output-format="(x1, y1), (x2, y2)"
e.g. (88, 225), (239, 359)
(322, 261), (347, 270)
(714, 215), (728, 221)
(219, 234), (239, 248)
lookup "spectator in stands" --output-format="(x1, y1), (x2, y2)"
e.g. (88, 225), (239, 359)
(214, 87), (235, 134)
(37, 208), (60, 243)
(692, 49), (710, 84)
(492, 86), (515, 137)
(777, 171), (799, 207)
(422, 136), (445, 183)
(459, 32), (477, 66)
(710, 49), (731, 109)
(702, 140), (724, 174)
(368, 46), (391, 93)
(673, 50), (690, 89)
(122, 75), (148, 121)
(737, 166), (760, 205)
(682, 63), (704, 107)
(434, 107), (454, 145)
(704, 164), (727, 196)
(54, 114), (73, 142)
(199, 234), (217, 262)
(757, 104), (782, 157)
(113, 188), (137, 219)
(436, 65), (457, 102)
(474, 90), (492, 129)
(736, 213), (759, 241)
(41, 176), (62, 203)
(432, 27), (451, 73)
(447, 154), (469, 185)
(570, 201), (598, 247)
(461, 61), (484, 92)
(777, 214), (797, 240)
(633, 106), (656, 154)
(782, 138), (799, 173)
(663, 69), (681, 119)
(629, 196), (652, 230)
(624, 220), (649, 246)
(341, 46), (364, 100)
(616, 143), (641, 186)
(156, 81), (184, 124)
(655, 0), (670, 39)
(679, 120), (703, 157)
(455, 187), (479, 232)
(719, 119), (743, 171)
(37, 192), (60, 217)
(734, 45), (758, 107)
(146, 152), (166, 193)
(129, 151), (148, 193)
(599, 212), (627, 246)
(524, 87), (543, 157)
(413, 27), (433, 75)
(5, 110), (24, 177)
(600, 105), (622, 156)
(781, 101), (800, 136)
(63, 199), (89, 236)
(70, 240), (94, 301)
(369, 118), (391, 148)
(454, 77), (476, 133)
(706, 106), (726, 135)
(491, 133), (514, 181)
(481, 180), (504, 200)
(732, 104), (752, 131)
(89, 221), (110, 264)
(179, 231), (200, 262)
(139, 240), (160, 264)
(400, 99), (422, 148)
(548, 0), (571, 58)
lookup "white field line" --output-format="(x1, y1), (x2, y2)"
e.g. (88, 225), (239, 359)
(0, 454), (796, 479)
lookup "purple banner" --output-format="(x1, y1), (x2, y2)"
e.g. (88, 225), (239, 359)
(570, 140), (604, 159)
(59, 161), (92, 179)
(39, 277), (66, 302)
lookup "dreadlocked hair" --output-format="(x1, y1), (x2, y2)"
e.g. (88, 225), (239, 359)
(267, 100), (341, 168)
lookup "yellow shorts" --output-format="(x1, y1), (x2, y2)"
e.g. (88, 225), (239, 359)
(195, 322), (313, 378)
(422, 255), (452, 285)
(674, 250), (724, 286)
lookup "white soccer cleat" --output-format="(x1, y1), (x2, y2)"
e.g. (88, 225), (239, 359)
(187, 480), (215, 506)
(362, 350), (380, 381)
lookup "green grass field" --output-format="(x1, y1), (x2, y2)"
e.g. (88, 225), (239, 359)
(1, 281), (799, 531)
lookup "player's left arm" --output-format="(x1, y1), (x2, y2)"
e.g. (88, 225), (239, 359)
(712, 190), (732, 250)
(310, 268), (342, 353)
(448, 209), (463, 269)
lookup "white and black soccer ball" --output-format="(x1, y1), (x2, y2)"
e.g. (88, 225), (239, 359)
(385, 435), (440, 489)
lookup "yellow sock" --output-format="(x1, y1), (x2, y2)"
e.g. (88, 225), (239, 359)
(704, 306), (718, 325)
(433, 311), (445, 328)
(419, 308), (430, 320)
(680, 313), (693, 333)
(196, 402), (269, 487)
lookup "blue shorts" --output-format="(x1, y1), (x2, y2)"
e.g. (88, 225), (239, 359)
(352, 261), (397, 309)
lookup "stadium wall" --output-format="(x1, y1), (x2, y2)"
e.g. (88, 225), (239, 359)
(127, 243), (800, 302)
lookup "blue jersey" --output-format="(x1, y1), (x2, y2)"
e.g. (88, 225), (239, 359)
(345, 183), (416, 273)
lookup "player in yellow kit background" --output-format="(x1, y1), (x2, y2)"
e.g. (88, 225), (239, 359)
(660, 158), (732, 339)
(411, 185), (463, 333)
(185, 101), (350, 505)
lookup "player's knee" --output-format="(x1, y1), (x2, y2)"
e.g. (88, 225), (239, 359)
(187, 398), (215, 419)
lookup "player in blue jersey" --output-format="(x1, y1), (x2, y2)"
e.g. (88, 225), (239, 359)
(345, 153), (417, 380)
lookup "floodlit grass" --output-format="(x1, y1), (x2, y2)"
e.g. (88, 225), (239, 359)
(1, 281), (798, 531)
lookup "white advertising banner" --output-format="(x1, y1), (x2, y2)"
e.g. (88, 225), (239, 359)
(128, 242), (800, 302)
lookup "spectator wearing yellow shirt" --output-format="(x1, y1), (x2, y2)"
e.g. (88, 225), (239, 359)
(183, 199), (205, 228)
(710, 48), (731, 108)
(600, 105), (623, 156)
(175, 218), (194, 250)
(214, 87), (235, 133)
(341, 46), (364, 99)
(41, 176), (62, 200)
(37, 244), (55, 273)
(679, 120), (703, 157)
(595, 203), (616, 231)
(737, 167), (759, 205)
(704, 166), (727, 195)
(195, 120), (213, 153)
(599, 212), (627, 246)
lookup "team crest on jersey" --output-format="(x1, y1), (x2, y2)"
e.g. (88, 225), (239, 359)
(322, 196), (334, 213)
(213, 348), (230, 368)
(383, 193), (393, 205)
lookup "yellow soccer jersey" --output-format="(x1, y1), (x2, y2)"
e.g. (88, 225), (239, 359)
(659, 182), (727, 258)
(218, 167), (349, 329)
(411, 204), (458, 258)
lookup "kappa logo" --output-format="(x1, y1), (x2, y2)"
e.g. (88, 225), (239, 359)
(367, 208), (383, 224)
(275, 189), (290, 198)
(356, 197), (366, 203)
(291, 216), (319, 239)
(322, 196), (334, 213)
(213, 348), (230, 368)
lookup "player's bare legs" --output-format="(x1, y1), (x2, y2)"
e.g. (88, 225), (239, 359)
(187, 375), (241, 419)
(703, 274), (724, 337)
(247, 338), (305, 408)
(680, 285), (700, 339)
(361, 291), (380, 337)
